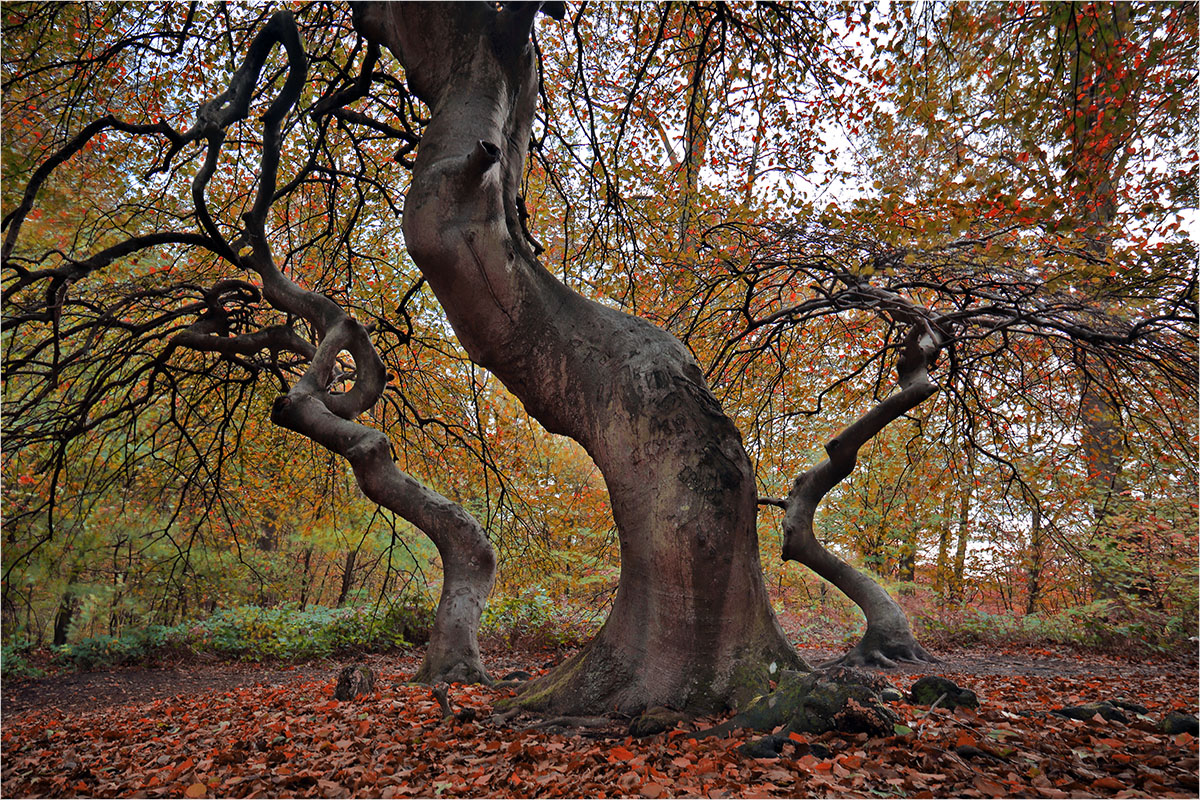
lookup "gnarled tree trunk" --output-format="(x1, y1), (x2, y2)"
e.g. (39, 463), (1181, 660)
(356, 1), (801, 715)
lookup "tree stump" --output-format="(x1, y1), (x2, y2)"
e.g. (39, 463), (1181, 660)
(334, 664), (376, 701)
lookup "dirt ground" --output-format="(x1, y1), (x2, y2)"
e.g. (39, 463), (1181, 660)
(3, 640), (1197, 799)
(3, 640), (1194, 719)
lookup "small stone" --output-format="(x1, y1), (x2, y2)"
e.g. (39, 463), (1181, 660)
(1162, 711), (1199, 736)
(909, 676), (978, 709)
(880, 687), (904, 702)
(821, 666), (894, 695)
(1110, 699), (1149, 715)
(1055, 701), (1126, 723)
(630, 706), (685, 737)
(737, 734), (786, 759)
(501, 670), (532, 681)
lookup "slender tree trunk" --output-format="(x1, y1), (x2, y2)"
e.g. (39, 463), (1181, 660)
(934, 492), (952, 595)
(1079, 368), (1134, 599)
(52, 565), (83, 646)
(1067, 4), (1136, 605)
(677, 57), (708, 253)
(897, 518), (917, 589)
(950, 448), (973, 604)
(298, 547), (314, 611)
(337, 549), (357, 607)
(357, 2), (800, 714)
(52, 592), (78, 646)
(1024, 486), (1045, 615)
(782, 322), (940, 667)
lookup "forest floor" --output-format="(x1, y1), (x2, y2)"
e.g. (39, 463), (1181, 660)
(2, 639), (1197, 798)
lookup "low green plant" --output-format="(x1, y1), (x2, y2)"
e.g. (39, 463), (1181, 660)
(37, 597), (436, 670)
(1, 637), (45, 678)
(177, 603), (420, 661)
(480, 588), (599, 647)
(51, 626), (180, 671)
(914, 599), (1197, 656)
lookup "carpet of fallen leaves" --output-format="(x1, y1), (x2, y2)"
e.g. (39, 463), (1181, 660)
(3, 648), (1198, 798)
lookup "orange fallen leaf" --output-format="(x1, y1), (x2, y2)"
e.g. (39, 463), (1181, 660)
(1093, 777), (1126, 791)
(973, 776), (1008, 797)
(610, 744), (636, 761)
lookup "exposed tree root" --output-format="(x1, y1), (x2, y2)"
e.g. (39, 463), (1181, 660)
(824, 635), (939, 669)
(412, 658), (492, 687)
(525, 715), (614, 731)
(431, 683), (478, 724)
(692, 667), (899, 751)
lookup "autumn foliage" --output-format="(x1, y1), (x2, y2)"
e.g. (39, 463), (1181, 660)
(1, 0), (1197, 791)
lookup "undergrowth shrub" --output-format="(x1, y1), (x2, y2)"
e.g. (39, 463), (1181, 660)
(176, 602), (428, 661)
(4, 588), (601, 676)
(34, 598), (437, 672)
(914, 599), (1197, 656)
(54, 626), (178, 670)
(480, 588), (600, 648)
(1, 637), (44, 677)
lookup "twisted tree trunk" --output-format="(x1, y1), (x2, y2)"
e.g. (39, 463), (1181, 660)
(356, 1), (801, 715)
(171, 10), (496, 685)
(780, 322), (941, 668)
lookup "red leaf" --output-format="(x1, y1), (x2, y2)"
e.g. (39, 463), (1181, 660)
(609, 744), (636, 762)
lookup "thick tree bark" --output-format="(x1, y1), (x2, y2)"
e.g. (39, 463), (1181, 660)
(357, 1), (801, 714)
(781, 322), (940, 668)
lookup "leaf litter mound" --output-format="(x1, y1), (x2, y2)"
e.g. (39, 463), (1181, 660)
(2, 645), (1197, 798)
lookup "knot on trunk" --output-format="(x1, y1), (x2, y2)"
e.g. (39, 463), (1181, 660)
(468, 140), (502, 174)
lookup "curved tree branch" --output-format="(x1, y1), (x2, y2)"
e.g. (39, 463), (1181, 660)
(192, 9), (497, 684)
